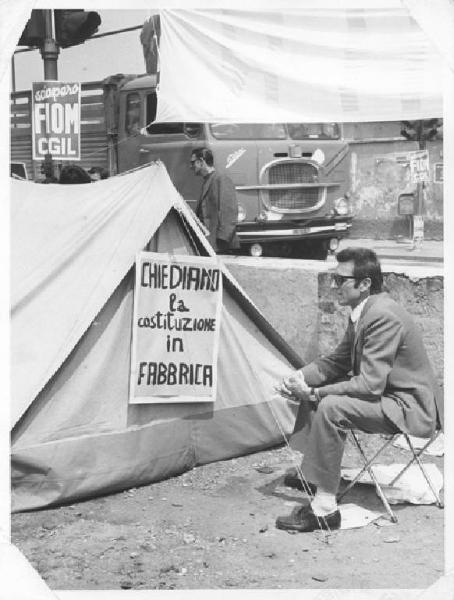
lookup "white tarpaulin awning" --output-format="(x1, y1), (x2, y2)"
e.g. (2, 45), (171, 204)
(155, 3), (452, 123)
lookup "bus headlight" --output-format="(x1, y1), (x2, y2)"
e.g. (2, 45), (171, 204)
(250, 243), (263, 257)
(334, 197), (349, 215)
(237, 204), (246, 222)
(329, 237), (339, 251)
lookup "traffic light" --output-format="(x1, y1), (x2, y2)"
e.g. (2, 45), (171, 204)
(54, 10), (101, 49)
(400, 119), (442, 145)
(18, 9), (46, 47)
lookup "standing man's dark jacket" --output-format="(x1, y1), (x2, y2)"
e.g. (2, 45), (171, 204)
(196, 171), (240, 252)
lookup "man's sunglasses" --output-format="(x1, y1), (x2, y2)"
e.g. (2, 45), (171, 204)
(332, 274), (359, 286)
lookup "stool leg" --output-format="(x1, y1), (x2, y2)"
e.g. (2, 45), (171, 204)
(338, 435), (394, 502)
(390, 434), (444, 509)
(389, 435), (434, 484)
(350, 431), (398, 523)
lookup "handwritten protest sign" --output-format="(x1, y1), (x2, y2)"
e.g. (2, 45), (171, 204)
(130, 253), (223, 403)
(32, 81), (81, 160)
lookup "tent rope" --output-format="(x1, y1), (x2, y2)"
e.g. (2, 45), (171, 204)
(266, 395), (334, 543)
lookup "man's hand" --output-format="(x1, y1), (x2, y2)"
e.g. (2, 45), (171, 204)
(276, 371), (314, 401)
(283, 371), (311, 400)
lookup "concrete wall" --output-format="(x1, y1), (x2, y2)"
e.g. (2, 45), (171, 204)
(227, 262), (321, 364)
(227, 260), (444, 385)
(342, 121), (443, 240)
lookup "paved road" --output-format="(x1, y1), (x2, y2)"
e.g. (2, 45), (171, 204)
(337, 237), (443, 274)
(224, 238), (444, 277)
(337, 237), (443, 264)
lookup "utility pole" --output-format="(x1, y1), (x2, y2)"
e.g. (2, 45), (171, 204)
(40, 10), (59, 182)
(40, 9), (59, 80)
(412, 121), (425, 249)
(401, 119), (440, 249)
(16, 9), (101, 180)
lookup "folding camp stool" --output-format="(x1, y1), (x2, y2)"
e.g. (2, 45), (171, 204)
(337, 429), (444, 523)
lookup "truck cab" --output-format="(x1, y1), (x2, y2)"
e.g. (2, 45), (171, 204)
(117, 75), (353, 258)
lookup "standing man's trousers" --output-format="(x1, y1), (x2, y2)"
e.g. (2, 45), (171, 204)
(290, 395), (400, 494)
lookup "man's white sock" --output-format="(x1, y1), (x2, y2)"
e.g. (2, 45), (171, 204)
(310, 490), (337, 516)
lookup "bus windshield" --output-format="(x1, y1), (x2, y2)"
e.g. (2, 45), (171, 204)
(287, 123), (341, 140)
(209, 122), (340, 140)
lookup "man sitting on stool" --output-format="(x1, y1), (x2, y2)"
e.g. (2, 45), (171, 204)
(276, 247), (443, 533)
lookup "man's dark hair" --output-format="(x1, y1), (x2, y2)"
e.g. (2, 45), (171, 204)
(336, 247), (383, 294)
(59, 164), (92, 184)
(192, 147), (214, 167)
(88, 166), (109, 179)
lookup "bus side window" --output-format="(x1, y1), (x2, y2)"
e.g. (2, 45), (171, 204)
(183, 123), (202, 138)
(145, 92), (197, 135)
(125, 93), (141, 136)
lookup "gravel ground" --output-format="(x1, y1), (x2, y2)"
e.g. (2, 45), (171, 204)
(11, 436), (444, 591)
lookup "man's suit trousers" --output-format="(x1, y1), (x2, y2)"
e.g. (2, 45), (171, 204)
(291, 395), (400, 494)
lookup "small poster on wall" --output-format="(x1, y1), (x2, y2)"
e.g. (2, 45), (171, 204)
(413, 215), (424, 241)
(409, 149), (430, 183)
(130, 252), (223, 403)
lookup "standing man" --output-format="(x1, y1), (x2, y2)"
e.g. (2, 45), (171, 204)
(275, 247), (443, 533)
(190, 147), (241, 253)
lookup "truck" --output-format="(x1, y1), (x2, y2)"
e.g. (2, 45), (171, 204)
(10, 73), (353, 259)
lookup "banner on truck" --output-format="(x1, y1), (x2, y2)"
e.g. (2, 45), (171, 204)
(130, 252), (223, 404)
(32, 81), (81, 161)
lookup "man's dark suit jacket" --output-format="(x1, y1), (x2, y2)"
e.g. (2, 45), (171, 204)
(298, 292), (443, 437)
(196, 171), (240, 252)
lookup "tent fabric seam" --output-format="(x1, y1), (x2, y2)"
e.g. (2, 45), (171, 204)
(12, 401), (289, 452)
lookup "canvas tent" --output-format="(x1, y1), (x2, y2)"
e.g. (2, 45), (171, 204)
(11, 162), (303, 512)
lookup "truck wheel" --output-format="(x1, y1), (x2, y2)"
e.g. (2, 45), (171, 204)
(296, 240), (329, 260)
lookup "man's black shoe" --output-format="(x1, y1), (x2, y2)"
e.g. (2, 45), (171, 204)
(276, 504), (341, 533)
(283, 469), (317, 495)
